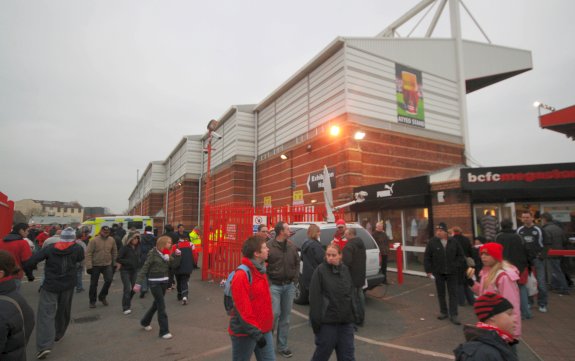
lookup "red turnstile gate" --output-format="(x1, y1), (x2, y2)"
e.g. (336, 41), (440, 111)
(201, 204), (340, 281)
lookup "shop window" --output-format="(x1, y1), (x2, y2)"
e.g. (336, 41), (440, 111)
(358, 211), (378, 234)
(402, 208), (430, 247)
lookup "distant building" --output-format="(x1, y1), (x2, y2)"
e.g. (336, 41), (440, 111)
(14, 199), (84, 222)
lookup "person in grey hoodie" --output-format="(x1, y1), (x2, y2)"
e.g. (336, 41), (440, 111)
(25, 227), (84, 360)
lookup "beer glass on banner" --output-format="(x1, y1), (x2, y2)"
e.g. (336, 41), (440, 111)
(401, 71), (419, 114)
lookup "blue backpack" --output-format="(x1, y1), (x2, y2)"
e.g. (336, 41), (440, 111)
(223, 264), (252, 315)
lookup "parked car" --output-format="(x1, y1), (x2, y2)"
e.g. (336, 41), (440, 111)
(289, 222), (383, 305)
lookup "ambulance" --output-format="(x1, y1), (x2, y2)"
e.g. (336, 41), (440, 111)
(81, 216), (152, 238)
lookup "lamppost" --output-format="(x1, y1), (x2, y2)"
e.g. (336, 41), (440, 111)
(533, 101), (556, 117)
(202, 119), (220, 280)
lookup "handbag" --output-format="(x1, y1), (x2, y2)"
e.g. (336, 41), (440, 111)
(518, 268), (529, 285)
(526, 272), (538, 296)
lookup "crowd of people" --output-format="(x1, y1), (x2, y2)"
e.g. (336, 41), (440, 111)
(0, 210), (572, 360)
(424, 210), (572, 360)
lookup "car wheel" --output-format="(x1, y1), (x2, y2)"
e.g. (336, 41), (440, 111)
(293, 278), (309, 305)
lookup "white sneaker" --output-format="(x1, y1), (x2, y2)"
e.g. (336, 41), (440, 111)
(123, 309), (132, 315)
(182, 297), (188, 305)
(143, 325), (152, 331)
(538, 306), (548, 313)
(162, 333), (173, 339)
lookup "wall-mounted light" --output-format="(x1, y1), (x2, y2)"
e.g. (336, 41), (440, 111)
(280, 153), (288, 160)
(310, 199), (317, 204)
(533, 101), (556, 111)
(329, 125), (341, 136)
(354, 130), (366, 140)
(306, 144), (312, 152)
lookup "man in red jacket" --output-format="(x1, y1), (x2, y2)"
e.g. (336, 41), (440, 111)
(229, 235), (274, 360)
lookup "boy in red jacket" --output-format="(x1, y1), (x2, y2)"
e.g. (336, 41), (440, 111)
(229, 236), (274, 360)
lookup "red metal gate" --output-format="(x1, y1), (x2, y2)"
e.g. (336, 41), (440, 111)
(0, 192), (14, 239)
(201, 203), (341, 281)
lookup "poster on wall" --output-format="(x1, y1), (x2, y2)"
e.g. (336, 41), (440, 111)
(396, 63), (425, 128)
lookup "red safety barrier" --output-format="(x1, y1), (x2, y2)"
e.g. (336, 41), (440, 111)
(201, 203), (343, 281)
(547, 250), (575, 257)
(0, 192), (14, 239)
(395, 245), (404, 285)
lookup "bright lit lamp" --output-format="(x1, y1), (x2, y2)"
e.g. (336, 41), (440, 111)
(329, 125), (340, 136)
(533, 101), (556, 116)
(354, 131), (366, 140)
(280, 153), (288, 160)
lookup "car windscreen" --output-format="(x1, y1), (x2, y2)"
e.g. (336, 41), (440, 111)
(288, 227), (308, 249)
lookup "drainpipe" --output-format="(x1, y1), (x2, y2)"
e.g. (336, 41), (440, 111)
(164, 157), (170, 226)
(253, 111), (259, 207)
(198, 139), (204, 226)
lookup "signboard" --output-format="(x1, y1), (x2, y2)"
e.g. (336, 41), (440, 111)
(292, 190), (304, 206)
(351, 175), (430, 211)
(263, 196), (272, 208)
(461, 163), (575, 191)
(396, 63), (425, 128)
(226, 224), (236, 240)
(307, 168), (336, 193)
(253, 215), (268, 233)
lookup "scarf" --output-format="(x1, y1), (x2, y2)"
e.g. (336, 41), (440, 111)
(476, 322), (518, 345)
(249, 258), (266, 274)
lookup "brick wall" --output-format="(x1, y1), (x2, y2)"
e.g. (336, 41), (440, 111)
(256, 121), (464, 219)
(431, 179), (473, 236)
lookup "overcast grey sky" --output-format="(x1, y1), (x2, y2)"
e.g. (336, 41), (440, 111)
(1, 0), (573, 214)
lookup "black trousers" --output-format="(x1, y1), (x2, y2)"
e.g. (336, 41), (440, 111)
(311, 323), (355, 361)
(175, 274), (190, 300)
(434, 273), (458, 317)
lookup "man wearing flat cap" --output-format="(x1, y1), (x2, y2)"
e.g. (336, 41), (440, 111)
(424, 222), (466, 325)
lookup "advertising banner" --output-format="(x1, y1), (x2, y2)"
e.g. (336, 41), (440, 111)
(396, 63), (425, 128)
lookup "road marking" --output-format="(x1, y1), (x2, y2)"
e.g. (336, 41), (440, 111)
(291, 309), (454, 360)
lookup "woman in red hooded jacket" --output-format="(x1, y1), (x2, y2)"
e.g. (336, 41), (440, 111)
(228, 235), (274, 361)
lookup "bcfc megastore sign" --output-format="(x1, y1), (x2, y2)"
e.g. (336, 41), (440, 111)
(461, 163), (575, 191)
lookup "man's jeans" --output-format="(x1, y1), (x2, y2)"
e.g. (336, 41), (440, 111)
(120, 269), (137, 311)
(549, 258), (569, 293)
(36, 288), (74, 352)
(519, 284), (532, 319)
(270, 283), (295, 352)
(76, 265), (84, 291)
(89, 265), (113, 304)
(533, 258), (548, 307)
(231, 331), (274, 361)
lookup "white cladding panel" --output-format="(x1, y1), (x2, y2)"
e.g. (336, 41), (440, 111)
(208, 110), (255, 170)
(462, 41), (532, 81)
(257, 49), (346, 155)
(345, 45), (461, 137)
(345, 38), (457, 81)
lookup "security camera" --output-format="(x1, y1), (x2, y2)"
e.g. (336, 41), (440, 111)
(211, 131), (223, 139)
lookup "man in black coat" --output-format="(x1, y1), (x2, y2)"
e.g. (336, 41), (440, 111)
(25, 227), (84, 359)
(342, 227), (366, 326)
(424, 222), (465, 325)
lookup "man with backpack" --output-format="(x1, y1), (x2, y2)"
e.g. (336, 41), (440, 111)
(228, 235), (274, 361)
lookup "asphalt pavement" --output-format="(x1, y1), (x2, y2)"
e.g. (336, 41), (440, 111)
(19, 268), (574, 361)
